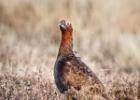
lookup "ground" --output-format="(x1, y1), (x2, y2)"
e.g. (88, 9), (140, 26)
(0, 0), (140, 100)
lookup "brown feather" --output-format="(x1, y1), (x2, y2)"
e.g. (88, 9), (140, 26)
(54, 20), (112, 100)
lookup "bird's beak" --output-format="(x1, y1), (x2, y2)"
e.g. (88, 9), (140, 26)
(59, 20), (67, 32)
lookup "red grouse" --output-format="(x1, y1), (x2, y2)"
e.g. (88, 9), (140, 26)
(54, 20), (111, 99)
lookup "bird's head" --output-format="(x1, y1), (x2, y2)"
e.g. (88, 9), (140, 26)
(59, 20), (73, 33)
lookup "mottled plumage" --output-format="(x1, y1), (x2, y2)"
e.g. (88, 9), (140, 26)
(54, 20), (111, 100)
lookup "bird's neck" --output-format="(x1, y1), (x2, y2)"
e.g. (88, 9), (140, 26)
(58, 31), (73, 57)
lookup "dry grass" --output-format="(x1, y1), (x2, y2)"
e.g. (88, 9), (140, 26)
(0, 0), (140, 100)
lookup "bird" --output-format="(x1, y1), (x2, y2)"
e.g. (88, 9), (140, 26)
(54, 20), (111, 100)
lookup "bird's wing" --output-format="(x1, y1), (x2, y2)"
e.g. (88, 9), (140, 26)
(60, 56), (103, 90)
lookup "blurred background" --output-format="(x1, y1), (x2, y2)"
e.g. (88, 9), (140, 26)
(0, 0), (139, 99)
